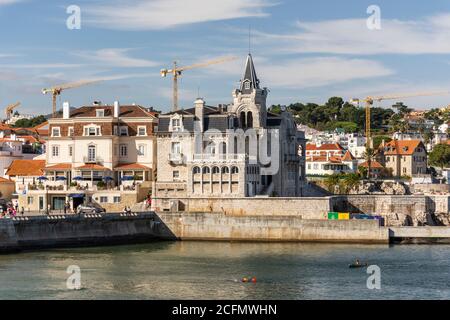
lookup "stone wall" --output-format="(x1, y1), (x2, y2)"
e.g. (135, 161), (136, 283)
(0, 213), (175, 252)
(154, 196), (333, 219)
(157, 212), (389, 243)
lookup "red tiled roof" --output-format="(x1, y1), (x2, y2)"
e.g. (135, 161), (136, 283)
(383, 140), (424, 156)
(306, 143), (344, 151)
(54, 105), (157, 119)
(75, 164), (109, 171)
(45, 163), (72, 170)
(114, 163), (151, 170)
(359, 160), (384, 169)
(5, 160), (46, 176)
(342, 150), (356, 161)
(0, 177), (13, 183)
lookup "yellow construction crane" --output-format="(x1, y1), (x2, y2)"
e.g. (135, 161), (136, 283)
(161, 56), (237, 111)
(5, 102), (21, 119)
(42, 80), (102, 117)
(350, 91), (449, 148)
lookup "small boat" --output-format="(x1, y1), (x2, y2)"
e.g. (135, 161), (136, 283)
(348, 263), (368, 269)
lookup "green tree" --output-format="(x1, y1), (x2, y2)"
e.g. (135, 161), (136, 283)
(429, 144), (450, 170)
(372, 135), (392, 149)
(341, 173), (361, 193)
(324, 174), (340, 193)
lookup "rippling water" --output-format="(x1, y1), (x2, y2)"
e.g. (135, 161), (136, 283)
(0, 242), (449, 300)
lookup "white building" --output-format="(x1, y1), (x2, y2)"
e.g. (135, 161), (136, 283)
(155, 54), (307, 202)
(17, 102), (157, 212)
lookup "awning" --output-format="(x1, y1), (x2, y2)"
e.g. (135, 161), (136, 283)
(68, 193), (85, 198)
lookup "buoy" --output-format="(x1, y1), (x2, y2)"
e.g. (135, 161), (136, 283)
(242, 277), (248, 283)
(251, 277), (257, 283)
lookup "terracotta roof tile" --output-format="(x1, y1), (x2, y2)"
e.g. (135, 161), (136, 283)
(75, 164), (109, 171)
(114, 163), (151, 170)
(45, 163), (72, 170)
(383, 140), (424, 155)
(6, 160), (46, 176)
(306, 143), (344, 151)
(359, 160), (384, 169)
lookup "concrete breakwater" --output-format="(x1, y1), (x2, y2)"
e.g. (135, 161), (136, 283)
(0, 213), (176, 253)
(0, 211), (390, 252)
(157, 212), (389, 243)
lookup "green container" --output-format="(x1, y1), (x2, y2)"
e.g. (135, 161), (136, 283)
(328, 212), (339, 220)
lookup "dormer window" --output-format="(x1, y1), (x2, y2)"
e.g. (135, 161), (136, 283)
(83, 125), (101, 136)
(96, 109), (105, 117)
(119, 126), (128, 136)
(51, 127), (61, 137)
(170, 116), (183, 132)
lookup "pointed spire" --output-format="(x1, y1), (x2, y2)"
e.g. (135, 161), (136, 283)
(240, 54), (260, 93)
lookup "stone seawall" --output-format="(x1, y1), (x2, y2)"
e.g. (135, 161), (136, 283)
(157, 212), (389, 243)
(155, 197), (332, 219)
(0, 213), (176, 252)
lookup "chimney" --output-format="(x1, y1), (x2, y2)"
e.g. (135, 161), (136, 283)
(63, 102), (70, 119)
(113, 101), (120, 118)
(195, 98), (205, 132)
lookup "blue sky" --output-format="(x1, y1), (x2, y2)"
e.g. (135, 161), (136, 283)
(2, 0), (450, 115)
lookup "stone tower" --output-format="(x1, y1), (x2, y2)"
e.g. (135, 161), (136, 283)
(230, 54), (268, 129)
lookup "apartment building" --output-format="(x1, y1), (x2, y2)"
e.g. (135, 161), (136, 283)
(379, 140), (428, 177)
(18, 102), (157, 212)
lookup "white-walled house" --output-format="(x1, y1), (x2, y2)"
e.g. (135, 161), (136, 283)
(17, 102), (158, 212)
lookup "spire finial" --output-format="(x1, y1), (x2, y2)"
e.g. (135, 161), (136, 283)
(248, 25), (251, 54)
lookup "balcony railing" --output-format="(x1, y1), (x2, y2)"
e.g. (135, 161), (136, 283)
(168, 153), (184, 164)
(83, 156), (104, 164)
(190, 153), (247, 162)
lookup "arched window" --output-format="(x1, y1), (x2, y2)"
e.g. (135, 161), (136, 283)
(231, 166), (239, 174)
(193, 166), (201, 174)
(202, 167), (211, 174)
(87, 145), (96, 162)
(222, 167), (230, 174)
(219, 142), (227, 154)
(212, 166), (220, 174)
(240, 111), (246, 128)
(247, 111), (253, 128)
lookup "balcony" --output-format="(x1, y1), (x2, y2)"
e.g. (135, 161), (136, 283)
(189, 153), (248, 163)
(83, 156), (104, 164)
(168, 153), (184, 165)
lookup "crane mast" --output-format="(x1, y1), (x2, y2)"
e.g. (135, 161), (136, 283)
(161, 56), (237, 111)
(42, 80), (102, 117)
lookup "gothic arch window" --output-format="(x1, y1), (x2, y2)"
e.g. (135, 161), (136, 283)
(231, 166), (239, 174)
(247, 111), (253, 128)
(219, 142), (227, 154)
(193, 166), (201, 174)
(212, 166), (220, 174)
(222, 167), (230, 174)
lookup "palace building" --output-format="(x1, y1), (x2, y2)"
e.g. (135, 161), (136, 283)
(155, 54), (306, 206)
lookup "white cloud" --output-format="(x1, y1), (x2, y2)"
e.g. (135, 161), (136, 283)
(258, 13), (450, 55)
(85, 0), (275, 30)
(74, 48), (158, 67)
(0, 0), (23, 5)
(0, 63), (83, 69)
(201, 56), (393, 89)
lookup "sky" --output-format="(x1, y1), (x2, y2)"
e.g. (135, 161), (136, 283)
(2, 0), (450, 115)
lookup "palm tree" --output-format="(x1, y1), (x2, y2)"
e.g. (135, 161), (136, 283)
(363, 147), (377, 180)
